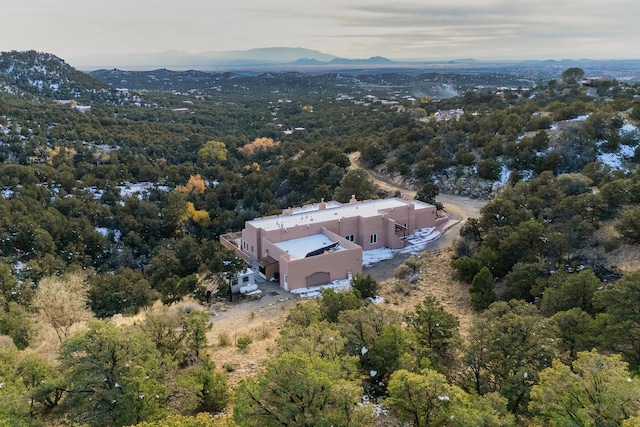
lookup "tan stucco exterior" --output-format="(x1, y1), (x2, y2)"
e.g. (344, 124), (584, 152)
(222, 197), (437, 291)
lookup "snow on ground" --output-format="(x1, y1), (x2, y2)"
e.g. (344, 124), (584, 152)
(495, 165), (511, 187)
(95, 227), (122, 242)
(621, 124), (639, 135)
(367, 296), (384, 305)
(521, 170), (534, 181)
(619, 144), (636, 158)
(596, 138), (637, 171)
(86, 187), (103, 200)
(292, 227), (441, 298)
(362, 247), (395, 266)
(398, 227), (442, 255)
(597, 152), (625, 170)
(291, 278), (352, 298)
(14, 261), (26, 274)
(117, 182), (170, 198)
(86, 182), (171, 201)
(567, 114), (590, 122)
(361, 227), (440, 266)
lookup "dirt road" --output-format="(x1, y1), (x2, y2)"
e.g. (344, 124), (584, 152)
(348, 152), (487, 253)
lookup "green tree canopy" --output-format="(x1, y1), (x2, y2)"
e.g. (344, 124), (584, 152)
(561, 67), (585, 85)
(470, 266), (496, 311)
(461, 300), (558, 414)
(386, 368), (457, 427)
(406, 296), (460, 372)
(60, 320), (167, 426)
(233, 352), (373, 427)
(386, 368), (514, 427)
(595, 270), (640, 370)
(332, 169), (378, 203)
(351, 273), (379, 299)
(318, 288), (362, 323)
(530, 350), (640, 426)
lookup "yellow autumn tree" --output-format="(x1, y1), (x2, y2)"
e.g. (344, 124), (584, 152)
(186, 202), (210, 224)
(176, 202), (210, 236)
(177, 174), (206, 194)
(243, 162), (261, 172)
(237, 137), (279, 156)
(198, 140), (227, 163)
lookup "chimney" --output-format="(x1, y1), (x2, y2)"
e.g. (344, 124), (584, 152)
(319, 197), (327, 210)
(349, 194), (358, 205)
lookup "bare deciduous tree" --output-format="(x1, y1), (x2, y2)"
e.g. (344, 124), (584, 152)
(32, 272), (91, 342)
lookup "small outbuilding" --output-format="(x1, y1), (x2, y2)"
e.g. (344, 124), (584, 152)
(229, 267), (255, 294)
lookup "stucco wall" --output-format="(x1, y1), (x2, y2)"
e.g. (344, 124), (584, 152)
(415, 205), (438, 229)
(241, 199), (437, 262)
(283, 245), (362, 291)
(268, 228), (362, 291)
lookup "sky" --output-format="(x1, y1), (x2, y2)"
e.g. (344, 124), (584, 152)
(2, 0), (639, 65)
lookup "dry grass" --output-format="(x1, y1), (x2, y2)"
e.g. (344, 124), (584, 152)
(584, 220), (640, 274)
(29, 318), (88, 364)
(207, 296), (296, 385)
(378, 249), (475, 336)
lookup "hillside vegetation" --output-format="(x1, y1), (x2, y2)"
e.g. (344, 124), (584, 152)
(1, 50), (640, 426)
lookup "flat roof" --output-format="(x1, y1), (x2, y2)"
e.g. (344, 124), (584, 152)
(290, 201), (341, 214)
(249, 198), (433, 232)
(274, 234), (345, 260)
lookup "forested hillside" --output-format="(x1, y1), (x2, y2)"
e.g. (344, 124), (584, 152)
(1, 50), (640, 426)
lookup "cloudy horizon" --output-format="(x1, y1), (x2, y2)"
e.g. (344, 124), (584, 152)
(2, 0), (638, 67)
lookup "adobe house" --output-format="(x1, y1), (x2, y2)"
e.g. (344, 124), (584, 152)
(221, 196), (437, 291)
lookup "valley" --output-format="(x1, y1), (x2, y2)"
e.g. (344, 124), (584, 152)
(1, 50), (640, 426)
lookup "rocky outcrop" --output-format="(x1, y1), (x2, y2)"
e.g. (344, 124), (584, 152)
(374, 164), (496, 200)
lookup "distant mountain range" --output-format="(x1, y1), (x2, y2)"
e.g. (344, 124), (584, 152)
(1, 49), (639, 102)
(68, 47), (396, 70)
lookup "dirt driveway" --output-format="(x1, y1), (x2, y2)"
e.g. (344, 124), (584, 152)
(348, 152), (486, 253)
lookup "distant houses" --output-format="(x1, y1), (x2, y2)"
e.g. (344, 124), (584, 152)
(433, 108), (465, 122)
(581, 77), (609, 87)
(53, 100), (91, 112)
(282, 127), (305, 136)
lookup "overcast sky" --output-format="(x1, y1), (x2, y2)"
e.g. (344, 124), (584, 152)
(2, 0), (639, 64)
